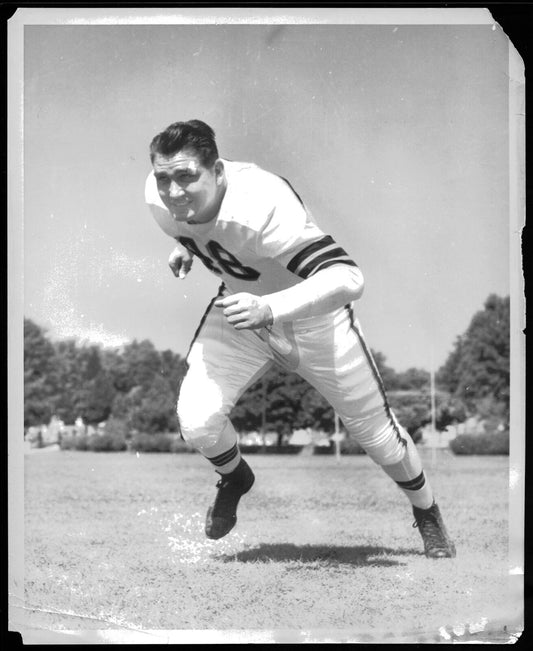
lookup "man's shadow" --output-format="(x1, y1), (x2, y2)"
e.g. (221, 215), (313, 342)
(218, 543), (421, 566)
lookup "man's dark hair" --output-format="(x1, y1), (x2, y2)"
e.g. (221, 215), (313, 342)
(149, 119), (219, 167)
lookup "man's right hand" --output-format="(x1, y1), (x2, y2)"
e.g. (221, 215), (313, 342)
(168, 245), (193, 279)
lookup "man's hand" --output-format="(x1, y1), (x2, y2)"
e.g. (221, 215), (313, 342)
(168, 245), (193, 279)
(215, 293), (274, 330)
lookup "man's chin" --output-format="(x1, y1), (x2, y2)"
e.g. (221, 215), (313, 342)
(171, 210), (193, 223)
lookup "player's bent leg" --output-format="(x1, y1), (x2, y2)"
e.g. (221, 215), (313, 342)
(366, 425), (456, 559)
(333, 416), (456, 559)
(204, 456), (255, 540)
(335, 397), (456, 559)
(177, 397), (256, 539)
(177, 397), (243, 473)
(377, 428), (434, 510)
(176, 299), (271, 539)
(293, 307), (455, 558)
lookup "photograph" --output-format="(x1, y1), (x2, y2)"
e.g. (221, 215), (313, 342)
(8, 6), (525, 645)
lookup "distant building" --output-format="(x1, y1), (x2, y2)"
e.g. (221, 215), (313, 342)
(288, 428), (332, 447)
(239, 431), (278, 446)
(420, 415), (487, 448)
(25, 415), (64, 448)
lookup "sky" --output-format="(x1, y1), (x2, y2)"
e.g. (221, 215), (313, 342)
(19, 13), (517, 372)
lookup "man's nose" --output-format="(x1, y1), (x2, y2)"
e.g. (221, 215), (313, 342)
(169, 181), (185, 198)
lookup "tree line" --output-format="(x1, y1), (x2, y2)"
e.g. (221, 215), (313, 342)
(23, 294), (509, 437)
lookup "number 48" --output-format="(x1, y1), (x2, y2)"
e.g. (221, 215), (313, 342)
(178, 236), (260, 281)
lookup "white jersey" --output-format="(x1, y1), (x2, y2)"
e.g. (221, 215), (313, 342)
(145, 160), (357, 296)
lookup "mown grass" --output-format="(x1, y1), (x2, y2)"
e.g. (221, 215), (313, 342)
(19, 448), (521, 643)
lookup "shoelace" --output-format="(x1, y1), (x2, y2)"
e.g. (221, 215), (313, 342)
(412, 512), (446, 548)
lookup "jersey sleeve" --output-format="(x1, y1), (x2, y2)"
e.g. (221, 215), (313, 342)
(255, 177), (358, 279)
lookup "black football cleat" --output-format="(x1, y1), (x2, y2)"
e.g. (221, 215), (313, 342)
(205, 458), (255, 540)
(412, 502), (456, 559)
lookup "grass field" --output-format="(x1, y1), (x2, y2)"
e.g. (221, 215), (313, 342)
(16, 447), (522, 644)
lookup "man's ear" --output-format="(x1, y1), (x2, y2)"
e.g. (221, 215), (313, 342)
(214, 159), (225, 185)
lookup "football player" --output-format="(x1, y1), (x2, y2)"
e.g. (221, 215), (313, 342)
(145, 119), (455, 559)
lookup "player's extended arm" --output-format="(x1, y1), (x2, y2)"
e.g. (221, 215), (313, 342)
(267, 263), (364, 322)
(215, 264), (364, 329)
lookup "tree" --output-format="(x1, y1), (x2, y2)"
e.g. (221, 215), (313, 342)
(24, 320), (189, 433)
(159, 349), (188, 390)
(51, 341), (115, 425)
(298, 388), (335, 433)
(109, 340), (163, 391)
(396, 367), (430, 391)
(436, 336), (465, 396)
(78, 370), (116, 425)
(436, 294), (510, 423)
(123, 375), (178, 433)
(104, 342), (184, 432)
(53, 339), (83, 423)
(435, 396), (468, 431)
(388, 390), (431, 437)
(231, 366), (328, 439)
(24, 319), (60, 427)
(231, 366), (287, 435)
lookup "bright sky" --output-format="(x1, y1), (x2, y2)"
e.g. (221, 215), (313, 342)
(20, 15), (514, 372)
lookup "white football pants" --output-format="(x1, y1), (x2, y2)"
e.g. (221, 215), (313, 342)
(177, 288), (410, 467)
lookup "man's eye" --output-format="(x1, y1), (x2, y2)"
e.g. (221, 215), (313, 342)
(156, 176), (170, 184)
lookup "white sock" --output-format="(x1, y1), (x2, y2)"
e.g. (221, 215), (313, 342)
(196, 420), (242, 474)
(204, 443), (242, 474)
(381, 435), (434, 509)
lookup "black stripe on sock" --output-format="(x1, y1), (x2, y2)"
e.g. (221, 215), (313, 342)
(346, 305), (404, 447)
(396, 471), (426, 491)
(207, 443), (239, 467)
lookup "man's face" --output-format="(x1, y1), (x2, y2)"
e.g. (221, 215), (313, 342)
(152, 149), (223, 224)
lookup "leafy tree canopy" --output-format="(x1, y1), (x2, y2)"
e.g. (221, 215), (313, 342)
(23, 322), (186, 433)
(24, 294), (508, 438)
(436, 294), (510, 423)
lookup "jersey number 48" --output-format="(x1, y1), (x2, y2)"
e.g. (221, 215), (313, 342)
(178, 236), (260, 281)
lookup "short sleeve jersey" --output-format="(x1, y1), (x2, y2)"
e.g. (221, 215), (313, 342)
(145, 159), (356, 296)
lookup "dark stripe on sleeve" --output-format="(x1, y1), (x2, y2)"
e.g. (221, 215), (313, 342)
(396, 472), (426, 491)
(207, 443), (239, 467)
(287, 235), (335, 273)
(298, 247), (356, 278)
(346, 305), (405, 447)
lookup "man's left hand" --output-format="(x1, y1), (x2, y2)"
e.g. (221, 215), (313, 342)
(215, 293), (273, 330)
